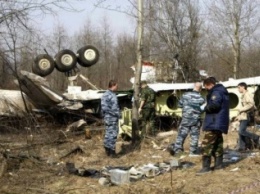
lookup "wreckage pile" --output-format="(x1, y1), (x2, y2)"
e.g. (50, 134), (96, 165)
(66, 158), (189, 186)
(1, 113), (260, 193)
(131, 60), (184, 84)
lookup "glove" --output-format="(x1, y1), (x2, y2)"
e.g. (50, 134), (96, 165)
(200, 103), (207, 111)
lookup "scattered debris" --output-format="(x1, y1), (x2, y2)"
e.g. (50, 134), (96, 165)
(223, 149), (259, 164)
(65, 119), (87, 132)
(169, 158), (180, 168)
(65, 158), (194, 187)
(156, 131), (176, 138)
(66, 162), (101, 178)
(98, 177), (110, 186)
(109, 169), (130, 185)
(151, 155), (162, 159)
(230, 167), (240, 172)
(138, 163), (160, 178)
(151, 141), (161, 149)
(128, 167), (143, 180)
(0, 154), (7, 178)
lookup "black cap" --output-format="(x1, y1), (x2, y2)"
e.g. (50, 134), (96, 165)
(208, 77), (218, 83)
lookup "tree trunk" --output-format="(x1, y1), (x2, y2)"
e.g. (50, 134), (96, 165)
(233, 19), (241, 79)
(132, 0), (143, 145)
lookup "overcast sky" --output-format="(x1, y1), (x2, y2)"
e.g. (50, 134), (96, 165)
(36, 0), (136, 36)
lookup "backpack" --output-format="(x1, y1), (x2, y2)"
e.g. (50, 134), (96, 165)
(247, 108), (256, 126)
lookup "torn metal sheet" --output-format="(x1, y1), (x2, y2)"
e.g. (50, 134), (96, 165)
(0, 90), (35, 116)
(0, 71), (129, 119)
(63, 89), (104, 101)
(18, 71), (63, 108)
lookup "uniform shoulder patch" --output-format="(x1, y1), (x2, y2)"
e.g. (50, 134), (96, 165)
(211, 95), (216, 100)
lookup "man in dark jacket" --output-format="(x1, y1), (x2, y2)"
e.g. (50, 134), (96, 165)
(196, 77), (229, 175)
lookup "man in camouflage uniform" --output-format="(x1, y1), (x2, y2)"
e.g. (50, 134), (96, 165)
(196, 77), (229, 175)
(138, 80), (156, 137)
(172, 82), (205, 156)
(101, 80), (120, 157)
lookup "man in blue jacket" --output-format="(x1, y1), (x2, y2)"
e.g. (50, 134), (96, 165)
(101, 80), (120, 157)
(196, 77), (229, 175)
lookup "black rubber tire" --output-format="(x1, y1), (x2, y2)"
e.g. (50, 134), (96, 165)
(54, 49), (77, 72)
(77, 45), (99, 67)
(32, 54), (55, 77)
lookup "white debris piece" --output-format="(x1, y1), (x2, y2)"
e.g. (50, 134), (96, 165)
(109, 169), (130, 185)
(0, 90), (35, 116)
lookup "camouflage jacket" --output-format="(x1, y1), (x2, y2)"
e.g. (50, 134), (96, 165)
(179, 90), (205, 126)
(140, 86), (155, 109)
(101, 90), (120, 122)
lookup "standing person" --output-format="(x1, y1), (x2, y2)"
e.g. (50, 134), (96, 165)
(196, 77), (229, 175)
(171, 82), (205, 157)
(138, 80), (156, 137)
(101, 80), (120, 157)
(236, 82), (259, 151)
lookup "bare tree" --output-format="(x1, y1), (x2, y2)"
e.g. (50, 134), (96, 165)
(79, 15), (116, 89)
(205, 0), (260, 79)
(46, 24), (70, 53)
(131, 0), (144, 143)
(94, 0), (143, 144)
(71, 18), (100, 89)
(99, 15), (114, 85)
(94, 0), (137, 17)
(0, 0), (81, 88)
(144, 0), (202, 82)
(0, 0), (79, 23)
(43, 24), (71, 91)
(114, 33), (136, 89)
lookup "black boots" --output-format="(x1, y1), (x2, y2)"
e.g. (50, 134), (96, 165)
(196, 156), (211, 175)
(109, 149), (117, 158)
(167, 143), (176, 156)
(104, 147), (111, 156)
(196, 155), (223, 175)
(104, 147), (117, 158)
(214, 155), (223, 170)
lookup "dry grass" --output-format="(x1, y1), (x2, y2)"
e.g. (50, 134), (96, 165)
(1, 124), (260, 194)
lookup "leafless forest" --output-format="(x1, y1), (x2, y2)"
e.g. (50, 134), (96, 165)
(1, 0), (260, 91)
(1, 1), (260, 193)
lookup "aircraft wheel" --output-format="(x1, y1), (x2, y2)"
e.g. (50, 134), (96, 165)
(55, 49), (77, 72)
(77, 45), (99, 67)
(32, 54), (55, 77)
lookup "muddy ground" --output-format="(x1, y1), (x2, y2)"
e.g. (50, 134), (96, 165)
(1, 119), (260, 194)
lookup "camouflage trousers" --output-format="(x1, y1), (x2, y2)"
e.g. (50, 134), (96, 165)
(104, 120), (119, 150)
(174, 121), (201, 153)
(140, 108), (156, 137)
(201, 131), (223, 157)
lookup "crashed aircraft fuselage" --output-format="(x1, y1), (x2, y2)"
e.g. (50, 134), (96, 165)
(1, 71), (260, 128)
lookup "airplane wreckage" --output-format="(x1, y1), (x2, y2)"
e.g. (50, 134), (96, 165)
(0, 45), (132, 126)
(0, 46), (260, 138)
(119, 62), (260, 138)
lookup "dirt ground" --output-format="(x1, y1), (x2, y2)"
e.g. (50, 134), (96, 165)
(1, 121), (260, 194)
